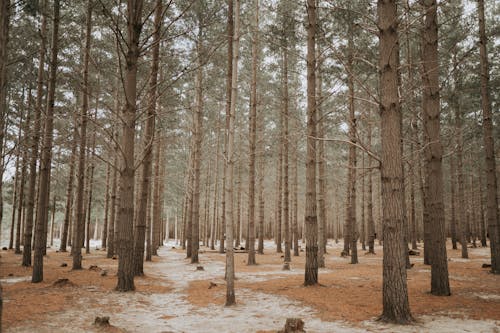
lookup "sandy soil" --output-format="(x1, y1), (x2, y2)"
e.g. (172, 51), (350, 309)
(1, 240), (499, 333)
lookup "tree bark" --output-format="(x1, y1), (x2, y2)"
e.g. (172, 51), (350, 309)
(225, 0), (239, 306)
(116, 0), (144, 292)
(190, 7), (204, 264)
(32, 0), (60, 283)
(377, 0), (413, 323)
(247, 0), (259, 265)
(22, 0), (47, 267)
(282, 34), (290, 264)
(421, 0), (450, 296)
(133, 0), (161, 275)
(304, 0), (318, 286)
(72, 0), (92, 270)
(477, 0), (500, 274)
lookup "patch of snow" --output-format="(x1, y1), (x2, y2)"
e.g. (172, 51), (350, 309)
(0, 276), (31, 284)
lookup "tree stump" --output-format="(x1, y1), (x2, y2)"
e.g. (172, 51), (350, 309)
(279, 318), (305, 333)
(94, 316), (110, 327)
(283, 262), (290, 270)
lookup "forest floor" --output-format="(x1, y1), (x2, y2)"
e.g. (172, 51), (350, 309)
(1, 240), (499, 333)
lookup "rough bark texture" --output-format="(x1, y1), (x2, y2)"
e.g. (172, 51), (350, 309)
(33, 0), (60, 283)
(304, 0), (318, 286)
(247, 0), (259, 266)
(15, 92), (31, 254)
(220, 0), (234, 255)
(421, 0), (450, 296)
(102, 161), (111, 249)
(133, 0), (161, 275)
(225, 0), (239, 306)
(366, 123), (375, 254)
(23, 0), (47, 267)
(116, 0), (144, 292)
(282, 36), (290, 264)
(478, 0), (500, 274)
(0, 0), (9, 255)
(317, 57), (326, 268)
(377, 0), (413, 323)
(72, 0), (92, 270)
(190, 9), (204, 264)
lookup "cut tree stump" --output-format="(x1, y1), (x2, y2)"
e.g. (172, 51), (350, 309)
(278, 318), (305, 333)
(94, 316), (110, 327)
(283, 262), (290, 270)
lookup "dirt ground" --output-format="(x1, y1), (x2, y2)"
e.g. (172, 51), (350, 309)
(1, 240), (499, 333)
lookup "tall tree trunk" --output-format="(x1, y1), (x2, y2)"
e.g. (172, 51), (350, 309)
(225, 0), (239, 306)
(32, 0), (60, 283)
(347, 12), (357, 264)
(257, 123), (265, 255)
(49, 195), (56, 246)
(304, 0), (318, 286)
(72, 0), (92, 270)
(60, 112), (78, 252)
(276, 111), (283, 253)
(377, 0), (413, 323)
(477, 0), (500, 274)
(421, 0), (450, 296)
(22, 0), (47, 267)
(282, 39), (290, 264)
(478, 171), (487, 247)
(317, 52), (326, 268)
(133, 0), (161, 275)
(211, 112), (221, 250)
(190, 9), (204, 264)
(366, 121), (375, 254)
(85, 121), (96, 255)
(292, 114), (299, 256)
(247, 0), (259, 265)
(220, 0), (234, 255)
(9, 107), (23, 249)
(0, 1), (10, 258)
(116, 0), (144, 292)
(449, 156), (457, 250)
(15, 91), (32, 254)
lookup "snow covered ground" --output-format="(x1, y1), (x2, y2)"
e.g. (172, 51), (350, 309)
(3, 239), (499, 333)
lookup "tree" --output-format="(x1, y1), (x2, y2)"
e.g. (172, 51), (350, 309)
(247, 0), (259, 266)
(115, 0), (144, 292)
(22, 0), (47, 268)
(133, 0), (162, 276)
(304, 0), (318, 286)
(421, 0), (450, 296)
(477, 0), (500, 274)
(377, 0), (413, 323)
(225, 0), (240, 306)
(72, 0), (92, 270)
(32, 0), (61, 283)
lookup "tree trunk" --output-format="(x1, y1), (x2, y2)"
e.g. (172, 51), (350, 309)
(116, 0), (144, 292)
(247, 0), (259, 265)
(133, 0), (161, 275)
(220, 0), (234, 255)
(50, 195), (56, 247)
(85, 120), (96, 255)
(102, 160), (111, 249)
(282, 38), (290, 264)
(449, 156), (457, 250)
(367, 122), (375, 254)
(72, 0), (92, 270)
(15, 91), (32, 254)
(304, 0), (318, 286)
(0, 0), (10, 255)
(32, 0), (60, 283)
(190, 9), (204, 264)
(225, 0), (239, 306)
(317, 52), (326, 268)
(60, 111), (78, 252)
(421, 0), (450, 296)
(377, 0), (413, 323)
(22, 0), (47, 267)
(477, 0), (500, 274)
